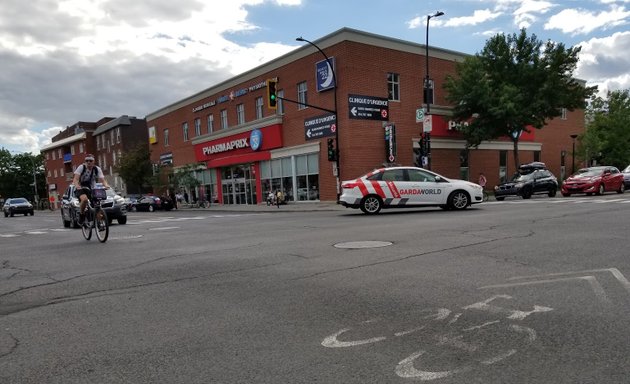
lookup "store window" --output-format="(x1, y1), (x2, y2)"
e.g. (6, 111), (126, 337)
(459, 149), (469, 181)
(297, 82), (308, 110)
(388, 72), (400, 101)
(260, 153), (319, 202)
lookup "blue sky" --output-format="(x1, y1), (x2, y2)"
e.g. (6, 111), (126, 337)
(1, 0), (629, 154)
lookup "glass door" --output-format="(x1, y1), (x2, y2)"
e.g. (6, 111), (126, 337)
(221, 164), (257, 205)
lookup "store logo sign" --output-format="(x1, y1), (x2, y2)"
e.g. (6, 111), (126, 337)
(250, 129), (262, 151)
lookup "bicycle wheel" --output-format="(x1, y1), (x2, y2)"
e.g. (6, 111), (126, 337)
(94, 207), (109, 243)
(81, 209), (92, 241)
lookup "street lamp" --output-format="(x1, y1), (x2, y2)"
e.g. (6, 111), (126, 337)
(296, 36), (340, 201)
(570, 134), (578, 174)
(424, 10), (444, 170)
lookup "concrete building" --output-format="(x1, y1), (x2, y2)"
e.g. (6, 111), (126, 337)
(145, 28), (585, 205)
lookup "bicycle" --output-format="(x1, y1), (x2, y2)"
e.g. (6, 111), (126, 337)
(79, 187), (109, 243)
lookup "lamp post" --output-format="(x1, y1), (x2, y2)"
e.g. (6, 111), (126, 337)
(570, 134), (578, 174)
(296, 36), (340, 201)
(424, 11), (444, 171)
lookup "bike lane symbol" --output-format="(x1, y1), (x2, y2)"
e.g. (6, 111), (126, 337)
(322, 295), (553, 381)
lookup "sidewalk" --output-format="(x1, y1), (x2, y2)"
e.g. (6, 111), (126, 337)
(173, 201), (347, 213)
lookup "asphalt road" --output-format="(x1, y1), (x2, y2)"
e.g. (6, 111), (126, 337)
(1, 194), (630, 383)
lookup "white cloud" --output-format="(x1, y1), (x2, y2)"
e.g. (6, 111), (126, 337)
(407, 9), (500, 29)
(545, 5), (630, 35)
(576, 31), (630, 96)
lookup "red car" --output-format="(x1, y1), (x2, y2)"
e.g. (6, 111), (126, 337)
(561, 166), (625, 196)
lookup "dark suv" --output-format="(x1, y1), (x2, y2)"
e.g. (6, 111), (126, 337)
(494, 163), (558, 200)
(61, 185), (127, 228)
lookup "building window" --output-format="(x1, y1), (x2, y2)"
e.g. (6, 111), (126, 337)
(220, 109), (228, 129)
(194, 118), (201, 137)
(110, 130), (115, 145)
(54, 169), (57, 178)
(96, 136), (100, 150)
(260, 153), (319, 203)
(46, 152), (49, 160)
(112, 151), (117, 165)
(237, 103), (245, 125)
(207, 114), (214, 134)
(58, 149), (62, 159)
(164, 128), (169, 146)
(183, 122), (189, 141)
(52, 151), (56, 160)
(388, 72), (400, 101)
(499, 150), (508, 183)
(459, 149), (469, 181)
(71, 145), (75, 155)
(297, 81), (308, 110)
(255, 97), (264, 119)
(116, 127), (121, 143)
(534, 151), (541, 162)
(424, 79), (435, 105)
(278, 89), (285, 115)
(79, 142), (84, 153)
(60, 168), (64, 177)
(561, 107), (567, 120)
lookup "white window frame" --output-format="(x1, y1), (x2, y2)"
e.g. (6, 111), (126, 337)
(297, 82), (308, 110)
(220, 109), (228, 129)
(194, 118), (201, 136)
(207, 114), (214, 134)
(183, 122), (189, 141)
(237, 103), (245, 125)
(164, 128), (170, 146)
(388, 72), (400, 101)
(255, 97), (264, 119)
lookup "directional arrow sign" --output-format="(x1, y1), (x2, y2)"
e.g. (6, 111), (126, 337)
(348, 94), (389, 121)
(304, 113), (336, 141)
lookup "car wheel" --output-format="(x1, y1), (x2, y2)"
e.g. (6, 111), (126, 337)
(62, 217), (71, 228)
(448, 190), (470, 210)
(24, 213), (28, 216)
(148, 205), (155, 212)
(117, 216), (127, 225)
(3, 212), (7, 217)
(597, 183), (605, 195)
(360, 195), (382, 214)
(548, 189), (557, 197)
(132, 206), (137, 212)
(617, 182), (625, 194)
(495, 196), (505, 201)
(561, 192), (571, 197)
(521, 188), (532, 199)
(10, 211), (14, 217)
(29, 211), (34, 216)
(108, 217), (113, 225)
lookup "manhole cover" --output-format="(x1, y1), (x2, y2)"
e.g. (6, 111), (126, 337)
(334, 241), (393, 249)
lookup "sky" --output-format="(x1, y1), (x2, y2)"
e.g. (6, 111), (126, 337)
(1, 0), (629, 154)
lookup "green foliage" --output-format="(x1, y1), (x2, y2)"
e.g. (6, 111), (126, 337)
(170, 164), (201, 190)
(444, 28), (596, 167)
(0, 149), (44, 202)
(115, 143), (153, 194)
(581, 90), (630, 168)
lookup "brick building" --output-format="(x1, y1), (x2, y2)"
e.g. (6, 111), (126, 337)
(145, 28), (586, 205)
(42, 116), (147, 208)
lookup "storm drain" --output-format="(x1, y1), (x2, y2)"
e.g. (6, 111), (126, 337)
(334, 241), (393, 249)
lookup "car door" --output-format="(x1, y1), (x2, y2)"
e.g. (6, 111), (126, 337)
(406, 168), (449, 205)
(533, 170), (552, 193)
(601, 167), (616, 191)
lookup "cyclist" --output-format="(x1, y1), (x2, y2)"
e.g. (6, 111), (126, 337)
(73, 154), (109, 224)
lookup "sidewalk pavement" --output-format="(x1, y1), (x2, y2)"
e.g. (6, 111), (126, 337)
(172, 201), (348, 213)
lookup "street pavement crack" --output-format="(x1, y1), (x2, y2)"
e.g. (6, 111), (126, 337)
(0, 330), (19, 359)
(292, 232), (535, 280)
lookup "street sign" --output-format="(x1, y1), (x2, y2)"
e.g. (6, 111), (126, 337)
(423, 114), (433, 133)
(348, 94), (389, 121)
(416, 108), (425, 123)
(304, 113), (336, 141)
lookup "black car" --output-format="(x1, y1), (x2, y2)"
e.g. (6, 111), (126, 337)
(3, 198), (34, 217)
(61, 185), (128, 228)
(494, 164), (558, 200)
(131, 195), (173, 212)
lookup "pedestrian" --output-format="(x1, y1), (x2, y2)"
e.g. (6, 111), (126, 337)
(478, 172), (487, 189)
(276, 190), (284, 208)
(169, 190), (177, 209)
(267, 190), (274, 206)
(183, 191), (189, 204)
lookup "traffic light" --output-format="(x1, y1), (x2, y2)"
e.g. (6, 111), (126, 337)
(327, 138), (337, 161)
(266, 79), (278, 110)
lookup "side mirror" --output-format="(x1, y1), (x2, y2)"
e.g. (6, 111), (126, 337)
(435, 176), (442, 182)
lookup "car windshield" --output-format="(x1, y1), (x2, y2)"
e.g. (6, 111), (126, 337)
(12, 198), (28, 204)
(623, 165), (630, 173)
(576, 168), (604, 177)
(511, 173), (533, 182)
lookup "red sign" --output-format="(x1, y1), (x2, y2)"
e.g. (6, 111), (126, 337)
(194, 124), (283, 163)
(429, 115), (535, 141)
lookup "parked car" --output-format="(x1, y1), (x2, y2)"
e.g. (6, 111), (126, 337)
(3, 198), (34, 217)
(561, 166), (625, 197)
(61, 185), (128, 228)
(494, 166), (558, 200)
(131, 195), (172, 212)
(622, 165), (630, 188)
(340, 166), (483, 214)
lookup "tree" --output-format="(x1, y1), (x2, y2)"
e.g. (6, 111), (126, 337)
(115, 143), (153, 194)
(170, 164), (201, 195)
(444, 28), (596, 168)
(580, 89), (630, 168)
(0, 149), (44, 203)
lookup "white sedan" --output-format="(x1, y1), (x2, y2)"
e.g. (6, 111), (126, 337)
(339, 166), (484, 214)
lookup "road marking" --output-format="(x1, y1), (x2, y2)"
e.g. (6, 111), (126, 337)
(0, 234), (19, 238)
(148, 226), (180, 231)
(24, 231), (46, 235)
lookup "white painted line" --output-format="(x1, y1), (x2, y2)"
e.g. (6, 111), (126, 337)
(148, 226), (180, 231)
(508, 268), (630, 295)
(24, 231), (47, 235)
(479, 276), (610, 303)
(0, 234), (19, 238)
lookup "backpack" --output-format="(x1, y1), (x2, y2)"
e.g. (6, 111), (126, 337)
(79, 164), (98, 187)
